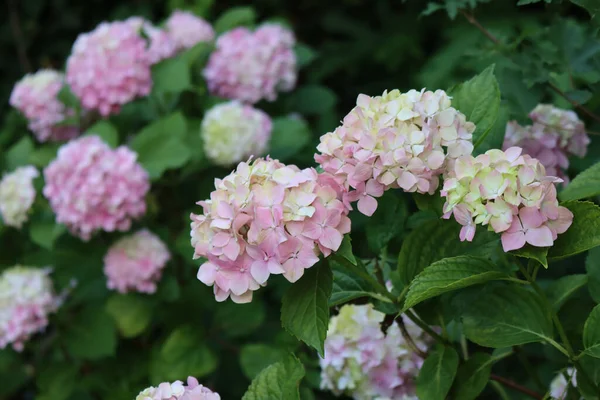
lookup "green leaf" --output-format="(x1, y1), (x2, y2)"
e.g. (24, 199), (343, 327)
(395, 219), (499, 287)
(330, 259), (388, 306)
(150, 326), (217, 382)
(560, 161), (600, 201)
(511, 245), (548, 268)
(213, 300), (266, 338)
(570, 0), (600, 26)
(584, 305), (600, 358)
(290, 85), (337, 115)
(547, 274), (588, 311)
(105, 294), (153, 338)
(130, 112), (192, 179)
(242, 354), (305, 400)
(548, 201), (600, 260)
(587, 247), (600, 303)
(85, 120), (119, 148)
(29, 144), (59, 167)
(454, 284), (553, 348)
(365, 192), (407, 253)
(29, 219), (66, 250)
(57, 85), (80, 108)
(5, 137), (34, 170)
(151, 56), (191, 94)
(269, 117), (311, 161)
(453, 353), (493, 400)
(337, 235), (357, 265)
(240, 344), (287, 380)
(36, 363), (78, 400)
(281, 264), (332, 357)
(448, 65), (501, 153)
(295, 44), (317, 68)
(403, 256), (511, 310)
(577, 355), (600, 399)
(214, 6), (256, 34)
(64, 305), (117, 360)
(416, 346), (459, 400)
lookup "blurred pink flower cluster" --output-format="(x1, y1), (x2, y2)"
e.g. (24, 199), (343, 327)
(203, 24), (297, 104)
(0, 267), (61, 351)
(43, 136), (149, 241)
(315, 89), (475, 216)
(126, 17), (178, 65)
(320, 304), (428, 400)
(190, 157), (351, 303)
(165, 10), (215, 52)
(104, 230), (171, 294)
(0, 166), (39, 229)
(503, 104), (590, 183)
(66, 21), (153, 116)
(136, 376), (220, 400)
(9, 70), (79, 142)
(442, 147), (573, 252)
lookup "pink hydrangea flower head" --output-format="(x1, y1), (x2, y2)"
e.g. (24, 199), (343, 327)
(201, 101), (272, 166)
(127, 17), (177, 64)
(315, 89), (475, 216)
(549, 368), (577, 399)
(0, 266), (61, 351)
(66, 21), (153, 116)
(190, 157), (351, 303)
(136, 377), (221, 400)
(203, 23), (297, 104)
(320, 304), (429, 399)
(43, 136), (150, 241)
(104, 229), (171, 294)
(442, 146), (573, 252)
(0, 166), (39, 229)
(9, 69), (79, 142)
(165, 10), (215, 52)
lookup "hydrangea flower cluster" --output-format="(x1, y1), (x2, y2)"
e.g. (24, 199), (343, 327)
(315, 89), (475, 216)
(136, 376), (220, 400)
(201, 101), (272, 166)
(190, 157), (351, 303)
(441, 147), (573, 252)
(43, 136), (150, 241)
(126, 17), (177, 65)
(104, 230), (171, 294)
(66, 21), (152, 116)
(203, 24), (297, 104)
(0, 166), (39, 229)
(0, 266), (61, 351)
(320, 304), (428, 400)
(503, 104), (590, 183)
(165, 10), (215, 52)
(549, 368), (577, 399)
(9, 69), (79, 142)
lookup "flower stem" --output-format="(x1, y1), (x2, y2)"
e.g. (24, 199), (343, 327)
(404, 309), (450, 346)
(490, 374), (543, 400)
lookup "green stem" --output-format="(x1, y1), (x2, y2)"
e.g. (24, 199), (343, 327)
(397, 285), (409, 304)
(491, 381), (511, 400)
(404, 309), (450, 346)
(460, 335), (469, 360)
(331, 253), (395, 302)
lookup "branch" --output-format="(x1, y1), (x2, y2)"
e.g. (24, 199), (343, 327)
(459, 10), (499, 44)
(490, 374), (543, 400)
(397, 316), (428, 359)
(7, 0), (32, 73)
(548, 83), (600, 124)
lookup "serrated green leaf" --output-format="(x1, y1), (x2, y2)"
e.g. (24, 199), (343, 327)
(64, 305), (117, 360)
(214, 6), (256, 33)
(584, 305), (600, 358)
(337, 235), (357, 265)
(240, 344), (287, 380)
(547, 274), (588, 311)
(290, 85), (337, 115)
(365, 192), (407, 253)
(587, 247), (600, 303)
(281, 264), (332, 357)
(548, 201), (600, 260)
(269, 117), (311, 161)
(151, 56), (191, 94)
(454, 284), (553, 348)
(449, 65), (501, 153)
(416, 346), (459, 400)
(105, 294), (153, 338)
(329, 260), (388, 306)
(403, 256), (510, 310)
(511, 245), (549, 268)
(242, 354), (305, 400)
(453, 353), (493, 400)
(85, 120), (119, 148)
(560, 161), (600, 201)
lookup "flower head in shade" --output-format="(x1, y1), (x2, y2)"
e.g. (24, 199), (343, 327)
(66, 21), (152, 116)
(190, 157), (351, 303)
(43, 136), (150, 241)
(549, 368), (577, 399)
(441, 147), (573, 252)
(165, 10), (215, 52)
(320, 304), (428, 400)
(203, 23), (296, 104)
(136, 376), (221, 400)
(503, 105), (590, 184)
(127, 17), (177, 64)
(201, 101), (272, 166)
(104, 229), (171, 294)
(0, 266), (61, 351)
(315, 89), (475, 216)
(0, 166), (38, 229)
(9, 70), (79, 142)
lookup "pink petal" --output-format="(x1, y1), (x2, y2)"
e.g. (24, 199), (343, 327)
(357, 195), (378, 216)
(320, 227), (344, 250)
(501, 231), (526, 252)
(197, 262), (217, 285)
(520, 207), (544, 229)
(525, 225), (554, 247)
(397, 171), (417, 191)
(250, 260), (270, 284)
(459, 225), (475, 242)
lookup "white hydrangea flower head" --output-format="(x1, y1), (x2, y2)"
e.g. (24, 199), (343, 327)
(0, 165), (39, 228)
(136, 377), (220, 400)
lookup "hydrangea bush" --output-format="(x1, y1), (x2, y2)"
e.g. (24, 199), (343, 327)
(1, 2), (600, 400)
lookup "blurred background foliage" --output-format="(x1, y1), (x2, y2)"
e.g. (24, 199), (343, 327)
(0, 0), (599, 399)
